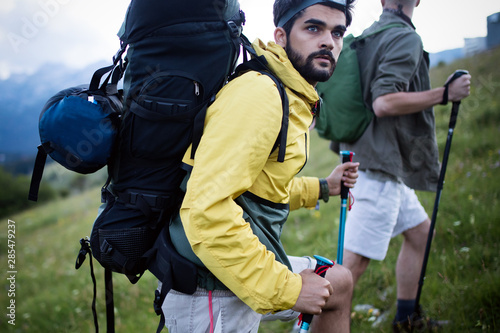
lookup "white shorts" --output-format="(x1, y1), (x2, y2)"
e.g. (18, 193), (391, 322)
(344, 170), (429, 261)
(161, 256), (315, 333)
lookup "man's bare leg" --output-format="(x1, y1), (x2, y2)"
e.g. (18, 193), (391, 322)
(310, 264), (353, 333)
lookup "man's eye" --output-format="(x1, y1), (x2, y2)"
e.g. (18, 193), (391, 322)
(308, 26), (319, 32)
(332, 30), (344, 38)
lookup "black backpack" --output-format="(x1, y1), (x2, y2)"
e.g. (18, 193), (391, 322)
(29, 1), (290, 332)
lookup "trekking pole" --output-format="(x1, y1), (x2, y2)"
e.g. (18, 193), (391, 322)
(414, 70), (469, 314)
(299, 255), (335, 332)
(337, 151), (354, 265)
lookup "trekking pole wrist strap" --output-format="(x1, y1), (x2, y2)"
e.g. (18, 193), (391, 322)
(440, 84), (449, 105)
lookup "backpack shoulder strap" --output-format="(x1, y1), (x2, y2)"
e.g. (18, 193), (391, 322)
(231, 54), (289, 163)
(357, 23), (408, 42)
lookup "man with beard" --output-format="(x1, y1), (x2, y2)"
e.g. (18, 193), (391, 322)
(162, 0), (358, 332)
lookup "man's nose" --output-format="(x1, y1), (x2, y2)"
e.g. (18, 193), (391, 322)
(320, 32), (334, 50)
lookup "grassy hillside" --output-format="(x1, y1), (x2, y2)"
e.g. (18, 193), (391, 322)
(0, 189), (161, 332)
(1, 47), (499, 332)
(274, 46), (500, 332)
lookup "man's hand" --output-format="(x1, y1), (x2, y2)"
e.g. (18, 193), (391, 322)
(325, 161), (359, 197)
(447, 72), (471, 102)
(292, 269), (333, 315)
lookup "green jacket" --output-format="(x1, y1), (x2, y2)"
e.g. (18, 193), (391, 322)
(170, 39), (321, 314)
(341, 11), (440, 191)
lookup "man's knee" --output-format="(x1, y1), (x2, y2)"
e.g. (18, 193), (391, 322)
(404, 218), (433, 244)
(328, 264), (353, 297)
(319, 264), (353, 312)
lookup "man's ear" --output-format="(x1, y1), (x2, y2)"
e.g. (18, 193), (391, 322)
(274, 27), (287, 48)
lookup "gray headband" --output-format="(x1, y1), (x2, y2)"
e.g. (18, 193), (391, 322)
(277, 0), (347, 27)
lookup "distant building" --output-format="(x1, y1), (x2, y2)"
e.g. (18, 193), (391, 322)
(462, 12), (500, 57)
(487, 12), (500, 49)
(464, 37), (487, 57)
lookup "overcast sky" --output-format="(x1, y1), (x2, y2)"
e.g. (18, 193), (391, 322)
(1, 0), (499, 80)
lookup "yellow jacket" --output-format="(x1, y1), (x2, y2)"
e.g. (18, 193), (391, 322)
(175, 39), (321, 314)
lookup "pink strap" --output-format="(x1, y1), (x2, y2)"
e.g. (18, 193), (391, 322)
(209, 291), (214, 333)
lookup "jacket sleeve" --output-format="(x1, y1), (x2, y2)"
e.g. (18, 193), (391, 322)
(289, 176), (320, 211)
(180, 72), (302, 314)
(371, 31), (423, 100)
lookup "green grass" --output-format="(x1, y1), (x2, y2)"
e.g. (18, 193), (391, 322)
(1, 47), (499, 332)
(0, 189), (161, 332)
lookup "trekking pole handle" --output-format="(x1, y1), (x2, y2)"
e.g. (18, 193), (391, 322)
(447, 70), (469, 130)
(312, 255), (334, 277)
(447, 69), (469, 86)
(339, 151), (354, 199)
(299, 255), (335, 332)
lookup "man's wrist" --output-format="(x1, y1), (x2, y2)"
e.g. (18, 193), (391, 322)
(319, 178), (329, 203)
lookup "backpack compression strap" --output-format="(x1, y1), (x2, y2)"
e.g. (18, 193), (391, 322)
(104, 269), (115, 333)
(75, 238), (116, 333)
(28, 145), (49, 201)
(89, 43), (127, 92)
(75, 238), (100, 333)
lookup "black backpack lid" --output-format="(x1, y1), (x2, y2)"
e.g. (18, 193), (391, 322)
(120, 0), (242, 44)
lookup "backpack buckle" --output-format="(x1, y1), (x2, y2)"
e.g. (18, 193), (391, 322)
(226, 20), (241, 38)
(153, 289), (163, 316)
(100, 239), (113, 255)
(75, 237), (91, 269)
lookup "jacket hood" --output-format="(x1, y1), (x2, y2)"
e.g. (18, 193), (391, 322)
(252, 39), (319, 107)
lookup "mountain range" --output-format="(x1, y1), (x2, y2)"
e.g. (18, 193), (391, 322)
(0, 61), (109, 167)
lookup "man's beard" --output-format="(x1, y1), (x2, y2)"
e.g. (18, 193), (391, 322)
(285, 44), (336, 83)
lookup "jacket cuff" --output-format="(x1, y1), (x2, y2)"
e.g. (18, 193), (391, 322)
(273, 272), (302, 313)
(302, 176), (321, 208)
(289, 176), (321, 211)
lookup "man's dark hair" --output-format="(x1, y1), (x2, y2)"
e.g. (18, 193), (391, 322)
(273, 0), (355, 35)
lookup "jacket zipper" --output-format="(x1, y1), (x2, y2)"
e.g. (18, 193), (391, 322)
(298, 132), (308, 173)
